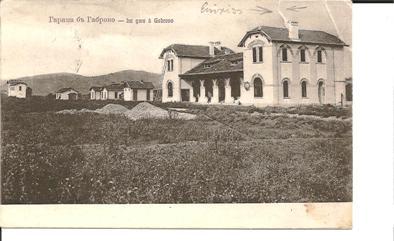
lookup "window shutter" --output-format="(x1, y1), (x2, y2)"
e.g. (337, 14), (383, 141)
(258, 46), (263, 62)
(300, 49), (305, 62)
(317, 50), (322, 63)
(282, 48), (288, 62)
(252, 47), (257, 63)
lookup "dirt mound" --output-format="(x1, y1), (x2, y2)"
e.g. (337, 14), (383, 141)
(56, 102), (196, 120)
(124, 102), (170, 120)
(94, 104), (129, 114)
(56, 109), (78, 114)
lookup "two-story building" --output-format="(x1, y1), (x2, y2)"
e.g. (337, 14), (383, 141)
(159, 21), (350, 106)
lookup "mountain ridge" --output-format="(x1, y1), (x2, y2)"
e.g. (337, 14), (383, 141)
(2, 70), (162, 96)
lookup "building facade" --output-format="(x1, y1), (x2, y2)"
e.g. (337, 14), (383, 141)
(55, 88), (79, 100)
(90, 87), (103, 100)
(101, 83), (124, 100)
(89, 80), (154, 101)
(159, 21), (351, 106)
(123, 80), (154, 101)
(7, 81), (32, 98)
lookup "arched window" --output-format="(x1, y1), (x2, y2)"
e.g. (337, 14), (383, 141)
(167, 81), (173, 97)
(301, 81), (307, 98)
(298, 46), (309, 63)
(283, 80), (289, 98)
(254, 78), (263, 97)
(315, 47), (326, 63)
(279, 45), (292, 62)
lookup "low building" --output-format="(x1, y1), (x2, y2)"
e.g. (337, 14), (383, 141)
(89, 86), (103, 100)
(123, 80), (154, 101)
(7, 81), (32, 99)
(102, 83), (124, 100)
(55, 88), (79, 100)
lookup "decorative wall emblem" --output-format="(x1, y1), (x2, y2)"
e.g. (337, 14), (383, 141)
(244, 82), (251, 90)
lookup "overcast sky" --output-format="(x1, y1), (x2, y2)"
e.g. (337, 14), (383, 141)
(0, 0), (352, 81)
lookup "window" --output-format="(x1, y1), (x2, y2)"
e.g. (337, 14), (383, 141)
(19, 86), (22, 91)
(167, 82), (173, 97)
(301, 81), (307, 98)
(254, 78), (263, 97)
(115, 92), (118, 99)
(282, 48), (288, 62)
(167, 59), (174, 71)
(317, 50), (322, 63)
(147, 89), (150, 100)
(300, 49), (306, 62)
(283, 80), (289, 98)
(252, 46), (263, 63)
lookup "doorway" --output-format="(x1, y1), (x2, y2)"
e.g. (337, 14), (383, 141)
(318, 81), (325, 104)
(181, 89), (190, 102)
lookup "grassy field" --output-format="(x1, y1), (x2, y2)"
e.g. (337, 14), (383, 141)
(1, 96), (352, 204)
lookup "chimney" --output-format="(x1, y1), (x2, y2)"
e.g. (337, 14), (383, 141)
(287, 20), (299, 40)
(209, 41), (221, 57)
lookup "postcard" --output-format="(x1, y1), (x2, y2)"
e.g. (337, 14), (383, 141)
(0, 0), (352, 228)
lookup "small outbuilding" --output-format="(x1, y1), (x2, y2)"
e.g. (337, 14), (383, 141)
(55, 88), (79, 100)
(123, 80), (154, 101)
(102, 83), (124, 100)
(7, 80), (32, 99)
(89, 86), (103, 100)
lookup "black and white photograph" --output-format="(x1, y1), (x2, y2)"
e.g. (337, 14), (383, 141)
(0, 0), (352, 228)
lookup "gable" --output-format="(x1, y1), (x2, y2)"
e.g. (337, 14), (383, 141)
(238, 25), (346, 47)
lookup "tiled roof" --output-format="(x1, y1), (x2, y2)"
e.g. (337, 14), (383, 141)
(124, 80), (154, 89)
(89, 86), (103, 91)
(180, 52), (243, 77)
(238, 26), (346, 47)
(7, 80), (27, 86)
(103, 83), (124, 91)
(56, 87), (78, 93)
(159, 44), (234, 59)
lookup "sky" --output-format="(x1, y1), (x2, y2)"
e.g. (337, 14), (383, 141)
(0, 0), (352, 81)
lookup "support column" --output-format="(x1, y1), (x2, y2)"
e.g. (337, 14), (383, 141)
(212, 79), (219, 104)
(224, 78), (232, 104)
(199, 80), (207, 104)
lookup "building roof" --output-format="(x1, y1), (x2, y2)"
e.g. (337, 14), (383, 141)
(56, 87), (79, 93)
(103, 83), (124, 91)
(89, 86), (103, 91)
(7, 80), (27, 86)
(179, 52), (243, 78)
(159, 44), (234, 59)
(238, 25), (347, 47)
(124, 80), (154, 89)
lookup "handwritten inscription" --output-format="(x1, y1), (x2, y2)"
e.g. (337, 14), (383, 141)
(249, 6), (272, 15)
(200, 2), (242, 15)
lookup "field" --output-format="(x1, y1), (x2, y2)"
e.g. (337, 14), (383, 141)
(1, 96), (352, 204)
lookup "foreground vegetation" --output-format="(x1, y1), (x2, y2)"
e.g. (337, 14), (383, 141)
(1, 97), (352, 203)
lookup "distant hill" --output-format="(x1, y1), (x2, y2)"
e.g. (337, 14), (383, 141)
(2, 70), (162, 96)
